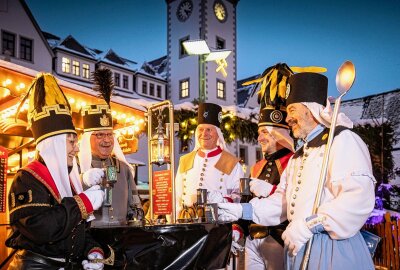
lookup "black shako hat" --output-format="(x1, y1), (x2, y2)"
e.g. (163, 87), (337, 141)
(81, 68), (114, 132)
(24, 73), (76, 143)
(286, 72), (328, 106)
(197, 103), (222, 127)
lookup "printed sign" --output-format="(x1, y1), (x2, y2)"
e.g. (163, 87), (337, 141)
(152, 170), (172, 215)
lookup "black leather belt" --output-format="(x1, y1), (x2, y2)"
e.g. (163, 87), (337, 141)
(16, 249), (66, 268)
(249, 221), (288, 247)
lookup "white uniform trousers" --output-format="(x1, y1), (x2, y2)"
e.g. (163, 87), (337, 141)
(245, 235), (284, 270)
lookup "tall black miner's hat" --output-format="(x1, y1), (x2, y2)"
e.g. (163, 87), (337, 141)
(197, 103), (222, 128)
(286, 72), (328, 106)
(81, 68), (114, 132)
(17, 73), (76, 143)
(243, 63), (294, 129)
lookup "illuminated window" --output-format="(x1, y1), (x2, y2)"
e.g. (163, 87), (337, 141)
(123, 75), (128, 89)
(20, 37), (33, 61)
(62, 57), (70, 73)
(1, 31), (15, 57)
(180, 78), (189, 99)
(82, 64), (90, 78)
(216, 36), (225, 50)
(114, 73), (120, 87)
(239, 146), (248, 164)
(217, 79), (225, 99)
(72, 60), (80, 76)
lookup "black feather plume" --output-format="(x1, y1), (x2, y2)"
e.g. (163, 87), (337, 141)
(34, 75), (46, 111)
(92, 68), (114, 106)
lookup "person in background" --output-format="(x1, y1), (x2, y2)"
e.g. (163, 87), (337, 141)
(235, 64), (294, 270)
(78, 68), (142, 227)
(175, 102), (243, 215)
(6, 73), (105, 270)
(218, 72), (376, 270)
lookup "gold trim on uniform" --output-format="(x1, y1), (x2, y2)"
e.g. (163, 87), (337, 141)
(36, 129), (77, 144)
(9, 203), (51, 215)
(73, 195), (90, 220)
(21, 167), (62, 203)
(28, 190), (33, 203)
(11, 192), (16, 208)
(99, 114), (110, 127)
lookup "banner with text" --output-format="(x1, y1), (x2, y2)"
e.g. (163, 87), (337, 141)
(152, 170), (172, 215)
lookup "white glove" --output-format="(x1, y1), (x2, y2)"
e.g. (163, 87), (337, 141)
(249, 179), (273, 197)
(282, 219), (313, 256)
(207, 190), (224, 203)
(83, 185), (104, 211)
(217, 203), (242, 222)
(82, 252), (104, 270)
(82, 168), (104, 187)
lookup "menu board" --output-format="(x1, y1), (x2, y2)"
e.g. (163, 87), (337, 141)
(0, 146), (8, 213)
(152, 170), (172, 215)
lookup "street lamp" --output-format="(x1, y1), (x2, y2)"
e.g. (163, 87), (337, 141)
(182, 39), (231, 102)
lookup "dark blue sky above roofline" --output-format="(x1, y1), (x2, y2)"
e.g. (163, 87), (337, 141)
(26, 0), (400, 100)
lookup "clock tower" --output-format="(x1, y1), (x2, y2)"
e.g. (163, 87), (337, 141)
(166, 0), (239, 106)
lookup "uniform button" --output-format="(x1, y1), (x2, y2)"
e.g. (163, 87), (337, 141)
(200, 173), (204, 176)
(295, 187), (299, 191)
(110, 216), (114, 219)
(202, 168), (205, 172)
(268, 162), (272, 166)
(297, 180), (301, 184)
(199, 183), (203, 186)
(297, 172), (301, 177)
(219, 186), (222, 189)
(183, 192), (186, 195)
(300, 166), (303, 170)
(266, 174), (271, 178)
(292, 194), (297, 199)
(203, 164), (207, 167)
(220, 179), (223, 182)
(183, 178), (186, 182)
(200, 177), (203, 181)
(291, 202), (295, 207)
(205, 159), (208, 162)
(304, 153), (309, 157)
(267, 168), (272, 172)
(290, 210), (294, 215)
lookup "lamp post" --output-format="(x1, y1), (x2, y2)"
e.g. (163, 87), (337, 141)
(182, 39), (231, 103)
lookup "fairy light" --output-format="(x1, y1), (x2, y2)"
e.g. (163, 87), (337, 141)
(69, 98), (75, 104)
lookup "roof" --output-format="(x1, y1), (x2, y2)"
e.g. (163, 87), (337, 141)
(236, 74), (259, 107)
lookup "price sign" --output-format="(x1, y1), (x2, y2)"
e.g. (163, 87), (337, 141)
(152, 170), (172, 215)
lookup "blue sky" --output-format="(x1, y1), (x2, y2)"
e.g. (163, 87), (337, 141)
(26, 0), (400, 100)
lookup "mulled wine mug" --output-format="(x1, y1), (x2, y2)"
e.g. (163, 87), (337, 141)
(240, 177), (252, 196)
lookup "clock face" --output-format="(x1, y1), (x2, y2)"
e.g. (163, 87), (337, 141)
(214, 1), (227, 22)
(177, 0), (193, 22)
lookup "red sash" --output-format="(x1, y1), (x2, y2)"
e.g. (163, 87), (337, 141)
(21, 160), (61, 203)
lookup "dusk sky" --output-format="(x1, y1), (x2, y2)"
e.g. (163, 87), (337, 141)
(26, 0), (400, 100)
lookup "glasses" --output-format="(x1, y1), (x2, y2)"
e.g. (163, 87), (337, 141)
(92, 132), (114, 140)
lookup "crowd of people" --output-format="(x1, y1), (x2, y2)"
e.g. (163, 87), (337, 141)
(4, 63), (376, 270)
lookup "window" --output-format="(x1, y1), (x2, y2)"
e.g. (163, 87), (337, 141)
(72, 60), (80, 76)
(180, 78), (189, 99)
(239, 146), (248, 164)
(217, 79), (225, 99)
(62, 57), (70, 73)
(20, 37), (33, 61)
(150, 83), (155, 96)
(114, 73), (120, 87)
(142, 81), (147, 94)
(123, 75), (128, 89)
(179, 36), (189, 58)
(2, 31), (16, 57)
(157, 85), (162, 98)
(256, 148), (263, 162)
(216, 36), (225, 50)
(82, 64), (90, 78)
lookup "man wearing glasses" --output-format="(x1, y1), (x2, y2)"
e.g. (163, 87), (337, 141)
(78, 68), (142, 227)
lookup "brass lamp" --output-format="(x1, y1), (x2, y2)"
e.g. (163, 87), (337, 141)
(150, 111), (170, 166)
